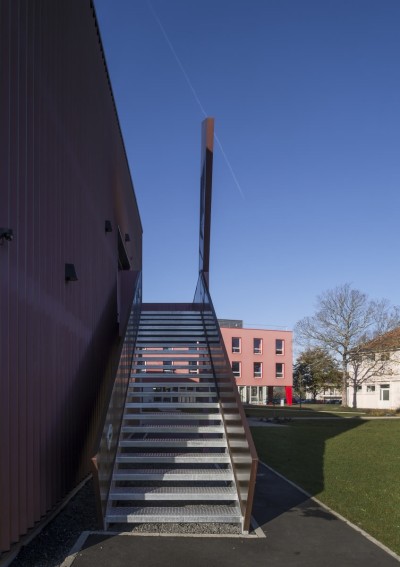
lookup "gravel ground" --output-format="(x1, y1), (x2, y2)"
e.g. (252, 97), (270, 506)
(10, 479), (98, 567)
(9, 480), (241, 566)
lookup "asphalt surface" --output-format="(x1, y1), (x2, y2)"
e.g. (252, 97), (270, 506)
(64, 462), (400, 567)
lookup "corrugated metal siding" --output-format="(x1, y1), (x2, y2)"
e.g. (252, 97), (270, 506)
(0, 0), (142, 553)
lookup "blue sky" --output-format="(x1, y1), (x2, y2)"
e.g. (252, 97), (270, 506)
(95, 0), (400, 331)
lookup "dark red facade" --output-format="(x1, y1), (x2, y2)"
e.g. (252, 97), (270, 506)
(0, 0), (142, 554)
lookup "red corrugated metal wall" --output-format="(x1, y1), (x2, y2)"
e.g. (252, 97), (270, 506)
(0, 0), (142, 553)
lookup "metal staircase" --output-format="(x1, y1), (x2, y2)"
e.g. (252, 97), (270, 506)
(105, 308), (243, 527)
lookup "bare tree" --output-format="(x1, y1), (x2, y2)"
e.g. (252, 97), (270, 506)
(295, 283), (400, 406)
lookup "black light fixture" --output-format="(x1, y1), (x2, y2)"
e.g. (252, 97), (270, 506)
(125, 233), (130, 242)
(0, 227), (13, 243)
(105, 220), (113, 233)
(65, 263), (78, 282)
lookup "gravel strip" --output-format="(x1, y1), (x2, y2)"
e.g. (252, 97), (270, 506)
(10, 479), (98, 567)
(110, 522), (241, 535)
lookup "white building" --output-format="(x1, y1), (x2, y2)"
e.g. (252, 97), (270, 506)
(347, 328), (400, 410)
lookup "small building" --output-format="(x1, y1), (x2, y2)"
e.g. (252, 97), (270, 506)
(347, 327), (400, 410)
(219, 321), (293, 405)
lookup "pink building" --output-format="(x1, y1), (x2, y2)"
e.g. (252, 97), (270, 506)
(219, 320), (293, 405)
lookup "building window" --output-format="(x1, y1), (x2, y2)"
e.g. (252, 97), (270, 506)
(232, 361), (241, 378)
(275, 339), (284, 355)
(189, 360), (198, 374)
(253, 338), (262, 354)
(253, 362), (262, 378)
(366, 385), (375, 393)
(380, 384), (390, 401)
(232, 337), (241, 353)
(275, 363), (284, 378)
(356, 385), (362, 391)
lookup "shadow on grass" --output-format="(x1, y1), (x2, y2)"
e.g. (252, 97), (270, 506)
(250, 416), (366, 528)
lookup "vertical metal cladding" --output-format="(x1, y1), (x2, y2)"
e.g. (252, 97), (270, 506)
(0, 0), (142, 553)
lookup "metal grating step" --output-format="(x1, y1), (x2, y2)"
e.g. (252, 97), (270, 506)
(126, 392), (217, 399)
(119, 439), (227, 448)
(109, 486), (238, 501)
(116, 452), (230, 464)
(123, 413), (222, 421)
(125, 402), (220, 409)
(128, 382), (216, 389)
(106, 505), (242, 524)
(121, 425), (224, 434)
(112, 468), (234, 481)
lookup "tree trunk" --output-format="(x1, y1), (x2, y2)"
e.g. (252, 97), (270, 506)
(352, 379), (357, 409)
(341, 354), (348, 406)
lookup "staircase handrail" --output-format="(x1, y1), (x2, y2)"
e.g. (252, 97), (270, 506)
(193, 271), (258, 532)
(91, 271), (142, 526)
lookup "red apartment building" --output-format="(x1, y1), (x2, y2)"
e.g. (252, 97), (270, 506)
(220, 320), (293, 405)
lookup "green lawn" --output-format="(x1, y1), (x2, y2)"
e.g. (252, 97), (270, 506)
(251, 419), (400, 555)
(245, 404), (399, 418)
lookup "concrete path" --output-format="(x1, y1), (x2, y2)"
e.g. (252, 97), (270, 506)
(64, 463), (400, 567)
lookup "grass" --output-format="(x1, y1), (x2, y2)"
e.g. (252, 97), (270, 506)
(251, 419), (400, 555)
(245, 404), (400, 418)
(245, 404), (367, 419)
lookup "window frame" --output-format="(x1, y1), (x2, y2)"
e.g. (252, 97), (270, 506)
(253, 338), (262, 355)
(380, 384), (390, 401)
(232, 337), (241, 354)
(275, 362), (284, 378)
(253, 362), (262, 378)
(232, 361), (241, 378)
(275, 339), (284, 355)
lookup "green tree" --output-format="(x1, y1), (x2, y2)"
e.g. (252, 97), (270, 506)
(293, 348), (342, 401)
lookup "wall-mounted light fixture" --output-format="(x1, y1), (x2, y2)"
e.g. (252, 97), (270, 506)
(105, 220), (113, 233)
(65, 263), (78, 282)
(0, 227), (13, 244)
(125, 233), (130, 242)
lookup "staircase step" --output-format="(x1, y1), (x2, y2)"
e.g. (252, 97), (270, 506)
(127, 392), (217, 399)
(123, 413), (222, 421)
(106, 505), (242, 524)
(128, 382), (216, 389)
(121, 425), (224, 434)
(112, 468), (234, 481)
(125, 402), (220, 409)
(131, 373), (216, 379)
(109, 486), (237, 501)
(119, 439), (227, 448)
(116, 452), (230, 463)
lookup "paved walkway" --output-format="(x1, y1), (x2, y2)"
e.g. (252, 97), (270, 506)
(63, 463), (399, 567)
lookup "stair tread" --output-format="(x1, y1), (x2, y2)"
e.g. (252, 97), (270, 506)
(106, 504), (242, 519)
(122, 425), (223, 432)
(113, 467), (232, 476)
(123, 413), (222, 420)
(119, 441), (226, 448)
(110, 486), (237, 496)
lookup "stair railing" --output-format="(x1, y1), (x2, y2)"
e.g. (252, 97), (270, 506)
(91, 272), (142, 527)
(193, 271), (258, 533)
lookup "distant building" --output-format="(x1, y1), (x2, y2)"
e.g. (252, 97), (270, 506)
(219, 322), (293, 405)
(347, 327), (400, 410)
